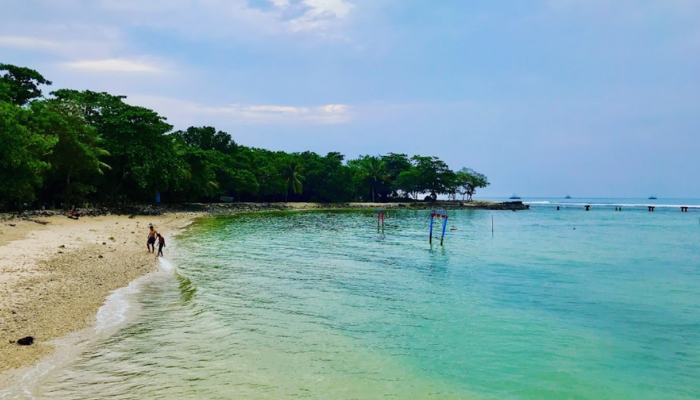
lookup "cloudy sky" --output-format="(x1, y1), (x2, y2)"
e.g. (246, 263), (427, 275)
(1, 0), (699, 198)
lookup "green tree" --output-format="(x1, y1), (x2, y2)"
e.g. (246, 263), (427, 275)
(175, 126), (237, 153)
(52, 89), (185, 203)
(457, 168), (490, 201)
(172, 138), (222, 201)
(0, 63), (493, 209)
(30, 100), (111, 205)
(360, 156), (388, 203)
(294, 151), (354, 202)
(380, 153), (412, 200)
(394, 168), (424, 201)
(282, 160), (304, 202)
(0, 102), (57, 206)
(232, 147), (286, 201)
(0, 64), (52, 106)
(0, 80), (11, 103)
(411, 155), (455, 196)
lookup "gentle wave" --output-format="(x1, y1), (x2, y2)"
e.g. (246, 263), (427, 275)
(94, 280), (141, 334)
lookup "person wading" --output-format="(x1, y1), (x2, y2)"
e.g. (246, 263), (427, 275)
(147, 225), (158, 253)
(157, 233), (166, 257)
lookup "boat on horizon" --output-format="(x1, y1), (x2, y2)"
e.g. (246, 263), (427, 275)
(648, 196), (657, 200)
(509, 194), (521, 200)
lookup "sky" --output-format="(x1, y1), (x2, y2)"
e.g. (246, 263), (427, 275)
(1, 0), (699, 198)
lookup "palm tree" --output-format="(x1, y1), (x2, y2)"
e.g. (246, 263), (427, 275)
(283, 161), (304, 202)
(362, 157), (388, 203)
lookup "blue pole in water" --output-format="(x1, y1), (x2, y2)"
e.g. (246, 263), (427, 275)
(429, 214), (434, 244)
(440, 216), (448, 246)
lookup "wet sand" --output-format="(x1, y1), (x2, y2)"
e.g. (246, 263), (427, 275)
(0, 213), (200, 386)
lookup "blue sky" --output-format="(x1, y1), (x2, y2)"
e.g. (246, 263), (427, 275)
(1, 0), (699, 198)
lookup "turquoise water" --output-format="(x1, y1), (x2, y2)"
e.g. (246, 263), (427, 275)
(36, 204), (700, 399)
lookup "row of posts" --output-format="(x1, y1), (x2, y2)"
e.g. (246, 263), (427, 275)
(378, 205), (695, 246)
(559, 205), (694, 212)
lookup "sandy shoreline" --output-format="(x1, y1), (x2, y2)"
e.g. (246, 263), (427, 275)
(0, 213), (201, 389)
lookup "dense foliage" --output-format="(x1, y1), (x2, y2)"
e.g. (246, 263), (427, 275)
(0, 64), (490, 209)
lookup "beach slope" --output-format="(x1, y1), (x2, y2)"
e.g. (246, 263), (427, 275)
(0, 214), (195, 382)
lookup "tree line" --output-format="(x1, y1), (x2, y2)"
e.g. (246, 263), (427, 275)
(0, 63), (489, 210)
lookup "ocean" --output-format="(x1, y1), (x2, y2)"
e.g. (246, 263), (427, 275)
(18, 199), (700, 399)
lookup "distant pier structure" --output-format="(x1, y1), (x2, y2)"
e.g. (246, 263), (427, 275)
(540, 204), (696, 213)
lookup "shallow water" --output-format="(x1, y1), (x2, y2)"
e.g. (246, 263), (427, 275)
(34, 204), (700, 399)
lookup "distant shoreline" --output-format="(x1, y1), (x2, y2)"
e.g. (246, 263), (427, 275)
(1, 200), (528, 221)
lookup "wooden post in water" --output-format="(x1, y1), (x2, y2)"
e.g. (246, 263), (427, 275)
(429, 213), (434, 244)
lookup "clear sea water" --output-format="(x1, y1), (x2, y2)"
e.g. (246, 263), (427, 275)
(29, 199), (700, 399)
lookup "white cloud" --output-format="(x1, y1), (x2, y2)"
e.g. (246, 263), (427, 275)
(96, 0), (355, 38)
(239, 103), (351, 124)
(0, 36), (60, 50)
(304, 0), (353, 18)
(127, 95), (352, 126)
(267, 0), (291, 8)
(288, 0), (354, 32)
(0, 20), (127, 60)
(62, 58), (166, 73)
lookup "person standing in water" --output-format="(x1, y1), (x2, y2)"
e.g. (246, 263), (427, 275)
(157, 233), (166, 257)
(147, 225), (158, 253)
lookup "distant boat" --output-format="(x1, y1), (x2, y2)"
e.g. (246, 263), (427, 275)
(509, 194), (521, 200)
(565, 195), (572, 199)
(648, 196), (657, 200)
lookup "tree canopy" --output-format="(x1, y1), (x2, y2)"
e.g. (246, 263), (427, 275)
(0, 63), (52, 106)
(0, 63), (490, 209)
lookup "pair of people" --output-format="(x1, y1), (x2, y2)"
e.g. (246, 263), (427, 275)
(147, 225), (166, 257)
